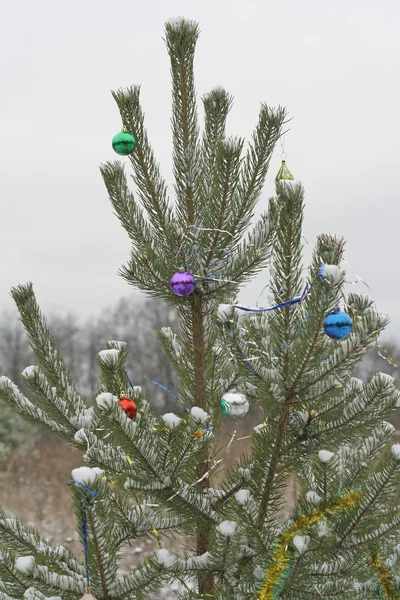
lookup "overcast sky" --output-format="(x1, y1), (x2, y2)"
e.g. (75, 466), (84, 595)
(1, 0), (399, 342)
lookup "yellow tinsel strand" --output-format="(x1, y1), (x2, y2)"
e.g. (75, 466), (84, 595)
(256, 490), (361, 600)
(133, 494), (162, 549)
(370, 552), (400, 600)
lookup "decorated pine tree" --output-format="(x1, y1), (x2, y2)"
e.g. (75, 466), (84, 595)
(1, 18), (400, 600)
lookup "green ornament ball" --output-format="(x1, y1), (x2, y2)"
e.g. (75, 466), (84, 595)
(112, 130), (136, 156)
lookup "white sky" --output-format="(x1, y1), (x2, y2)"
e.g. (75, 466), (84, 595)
(1, 0), (399, 341)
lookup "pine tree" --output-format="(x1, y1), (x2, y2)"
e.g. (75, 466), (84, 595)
(1, 18), (400, 600)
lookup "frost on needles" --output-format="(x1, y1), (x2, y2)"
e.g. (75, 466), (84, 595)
(0, 17), (400, 600)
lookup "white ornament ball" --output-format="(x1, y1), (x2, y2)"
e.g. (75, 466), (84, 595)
(220, 390), (249, 419)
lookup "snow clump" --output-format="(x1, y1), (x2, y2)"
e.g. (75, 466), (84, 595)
(186, 552), (211, 568)
(316, 520), (331, 538)
(190, 407), (209, 423)
(293, 535), (310, 554)
(320, 264), (345, 283)
(16, 556), (35, 572)
(318, 450), (335, 463)
(155, 548), (175, 567)
(107, 340), (127, 350)
(306, 491), (322, 504)
(391, 444), (400, 460)
(216, 520), (237, 537)
(216, 304), (235, 321)
(24, 589), (62, 600)
(98, 349), (119, 362)
(235, 489), (251, 505)
(238, 467), (251, 480)
(21, 366), (38, 379)
(71, 466), (104, 485)
(96, 392), (118, 409)
(162, 413), (182, 429)
(253, 422), (267, 433)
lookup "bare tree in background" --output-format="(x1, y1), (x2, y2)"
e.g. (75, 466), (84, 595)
(48, 313), (81, 382)
(0, 313), (35, 456)
(0, 312), (34, 385)
(0, 297), (397, 414)
(0, 295), (179, 456)
(356, 341), (399, 379)
(1, 294), (179, 398)
(81, 296), (179, 409)
(0, 295), (398, 456)
(356, 341), (400, 428)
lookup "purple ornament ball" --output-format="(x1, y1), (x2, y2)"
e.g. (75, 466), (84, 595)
(170, 271), (196, 296)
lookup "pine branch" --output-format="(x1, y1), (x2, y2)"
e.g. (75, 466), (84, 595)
(257, 407), (290, 524)
(336, 458), (400, 549)
(165, 19), (201, 225)
(204, 139), (243, 270)
(0, 556), (27, 596)
(342, 513), (400, 549)
(170, 436), (198, 479)
(203, 252), (269, 297)
(189, 292), (215, 594)
(87, 509), (111, 600)
(226, 105), (287, 244)
(110, 86), (172, 237)
(201, 87), (233, 184)
(101, 160), (164, 252)
(289, 311), (326, 396)
(10, 283), (86, 413)
(0, 377), (72, 440)
(255, 186), (304, 525)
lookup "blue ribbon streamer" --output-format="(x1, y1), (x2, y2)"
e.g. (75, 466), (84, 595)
(317, 264), (326, 279)
(123, 368), (135, 392)
(80, 503), (90, 586)
(227, 302), (310, 379)
(256, 282), (271, 306)
(174, 248), (200, 269)
(204, 250), (231, 281)
(67, 480), (100, 497)
(67, 480), (99, 588)
(273, 311), (311, 354)
(227, 284), (309, 314)
(145, 377), (179, 401)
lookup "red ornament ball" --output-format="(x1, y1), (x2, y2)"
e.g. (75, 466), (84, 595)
(119, 395), (137, 419)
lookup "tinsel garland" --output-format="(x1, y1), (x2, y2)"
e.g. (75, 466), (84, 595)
(256, 490), (360, 600)
(370, 552), (400, 600)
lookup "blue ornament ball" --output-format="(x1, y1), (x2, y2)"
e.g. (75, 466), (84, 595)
(323, 310), (352, 340)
